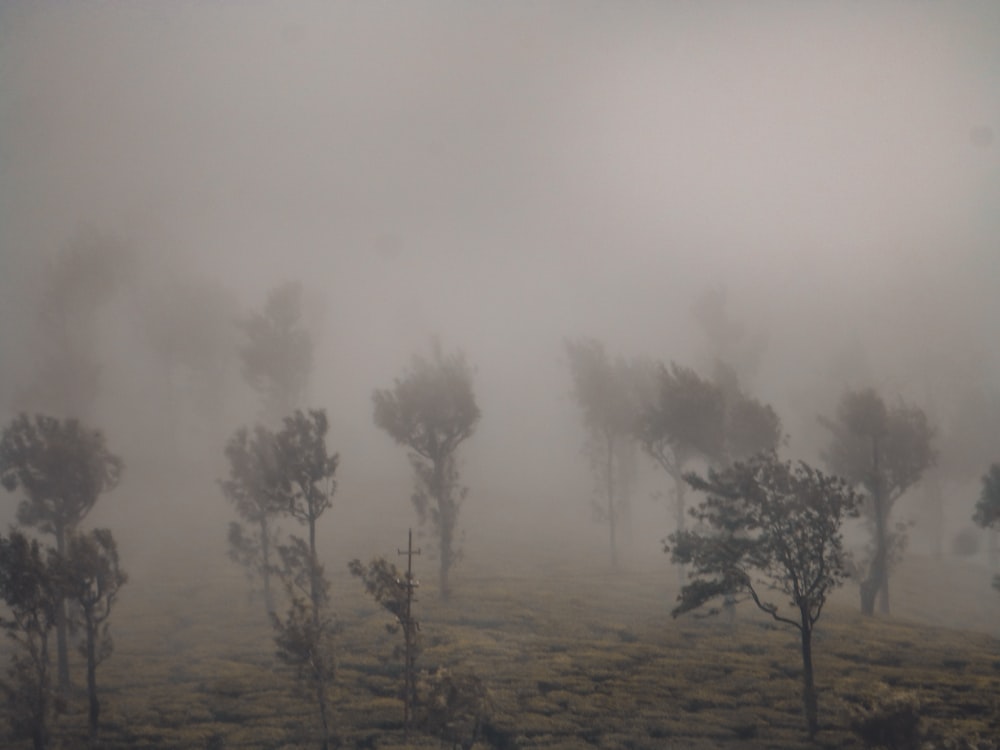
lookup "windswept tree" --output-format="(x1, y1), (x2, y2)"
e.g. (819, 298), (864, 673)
(564, 338), (644, 568)
(63, 529), (127, 743)
(669, 454), (862, 739)
(373, 342), (480, 599)
(0, 414), (123, 693)
(820, 388), (935, 615)
(972, 463), (1000, 590)
(238, 282), (313, 426)
(220, 425), (286, 614)
(0, 530), (64, 750)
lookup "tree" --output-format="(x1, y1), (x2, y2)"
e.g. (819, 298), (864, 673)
(238, 282), (313, 426)
(972, 463), (1000, 591)
(272, 571), (336, 750)
(564, 339), (643, 568)
(348, 555), (419, 736)
(219, 425), (286, 615)
(18, 230), (131, 420)
(820, 388), (935, 615)
(273, 410), (338, 621)
(373, 343), (480, 599)
(63, 528), (127, 743)
(0, 530), (64, 750)
(0, 414), (123, 693)
(669, 454), (861, 739)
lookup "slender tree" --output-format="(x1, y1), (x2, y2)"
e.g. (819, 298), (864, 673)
(373, 342), (480, 599)
(238, 282), (313, 426)
(669, 454), (861, 739)
(0, 414), (122, 693)
(820, 388), (935, 615)
(63, 529), (127, 743)
(972, 463), (1000, 591)
(274, 410), (338, 621)
(0, 530), (64, 750)
(564, 338), (643, 568)
(220, 424), (285, 614)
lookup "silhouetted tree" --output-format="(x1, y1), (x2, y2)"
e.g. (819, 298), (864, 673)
(373, 343), (479, 599)
(0, 414), (122, 693)
(0, 530), (64, 750)
(238, 282), (313, 426)
(63, 529), (127, 743)
(669, 454), (861, 739)
(973, 463), (1000, 591)
(820, 388), (935, 615)
(564, 338), (643, 568)
(273, 410), (338, 621)
(220, 425), (285, 614)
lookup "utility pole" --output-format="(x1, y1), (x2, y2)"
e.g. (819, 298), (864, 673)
(398, 528), (420, 739)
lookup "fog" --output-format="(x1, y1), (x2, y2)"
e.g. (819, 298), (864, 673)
(2, 1), (1000, 582)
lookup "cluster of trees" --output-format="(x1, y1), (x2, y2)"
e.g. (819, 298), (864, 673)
(0, 415), (127, 749)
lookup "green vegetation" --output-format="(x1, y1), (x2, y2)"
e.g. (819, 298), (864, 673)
(0, 548), (997, 749)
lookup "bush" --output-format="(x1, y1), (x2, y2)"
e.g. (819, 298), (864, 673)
(848, 686), (922, 749)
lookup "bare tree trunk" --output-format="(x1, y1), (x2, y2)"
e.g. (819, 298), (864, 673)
(673, 474), (686, 588)
(440, 507), (453, 600)
(54, 527), (70, 695)
(862, 436), (888, 617)
(260, 517), (274, 615)
(316, 678), (330, 750)
(800, 618), (818, 739)
(606, 433), (617, 569)
(86, 616), (99, 742)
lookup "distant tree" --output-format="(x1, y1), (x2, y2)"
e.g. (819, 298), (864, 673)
(19, 230), (131, 420)
(373, 343), (480, 599)
(0, 414), (123, 693)
(63, 529), (127, 744)
(219, 425), (286, 615)
(238, 282), (313, 426)
(669, 454), (861, 739)
(637, 363), (726, 539)
(0, 530), (64, 750)
(972, 463), (1000, 591)
(273, 410), (338, 620)
(820, 388), (935, 616)
(564, 338), (643, 568)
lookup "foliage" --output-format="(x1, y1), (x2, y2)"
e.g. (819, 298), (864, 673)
(373, 342), (479, 599)
(220, 424), (286, 613)
(0, 530), (64, 750)
(417, 667), (491, 750)
(348, 557), (412, 642)
(669, 453), (861, 738)
(238, 281), (313, 425)
(63, 528), (127, 742)
(847, 686), (922, 750)
(820, 388), (935, 615)
(0, 413), (123, 693)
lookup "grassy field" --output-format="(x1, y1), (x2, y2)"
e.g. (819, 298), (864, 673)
(5, 541), (1000, 749)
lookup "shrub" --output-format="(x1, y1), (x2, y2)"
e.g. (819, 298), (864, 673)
(848, 686), (922, 749)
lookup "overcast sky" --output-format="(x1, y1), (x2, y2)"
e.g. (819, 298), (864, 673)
(2, 2), (999, 557)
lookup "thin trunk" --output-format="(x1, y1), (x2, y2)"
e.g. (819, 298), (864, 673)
(308, 508), (320, 628)
(260, 517), (273, 615)
(673, 474), (686, 588)
(800, 618), (818, 739)
(86, 615), (99, 743)
(606, 433), (617, 569)
(440, 508), (452, 600)
(316, 678), (330, 750)
(54, 527), (69, 695)
(862, 435), (887, 617)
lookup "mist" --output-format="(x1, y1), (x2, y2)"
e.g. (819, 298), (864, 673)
(2, 1), (1000, 588)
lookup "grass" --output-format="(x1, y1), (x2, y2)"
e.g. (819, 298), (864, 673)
(3, 545), (1000, 749)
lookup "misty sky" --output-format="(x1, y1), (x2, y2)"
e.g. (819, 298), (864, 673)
(2, 2), (1000, 557)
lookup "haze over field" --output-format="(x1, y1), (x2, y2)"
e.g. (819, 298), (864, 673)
(1, 1), (999, 579)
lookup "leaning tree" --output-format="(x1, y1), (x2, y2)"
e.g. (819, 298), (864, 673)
(0, 414), (122, 693)
(669, 453), (862, 739)
(820, 388), (935, 615)
(373, 342), (480, 600)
